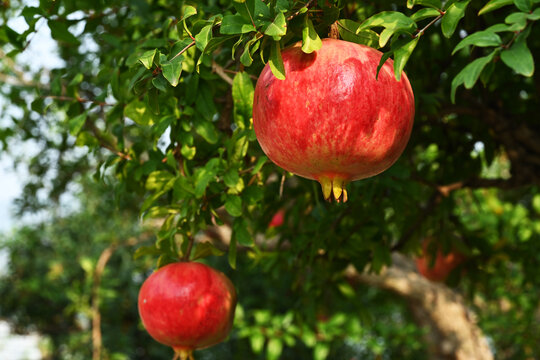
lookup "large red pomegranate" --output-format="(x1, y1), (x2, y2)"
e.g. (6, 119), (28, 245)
(138, 262), (237, 360)
(253, 38), (415, 201)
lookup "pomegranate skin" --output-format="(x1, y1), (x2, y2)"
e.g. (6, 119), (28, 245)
(253, 38), (415, 200)
(138, 262), (237, 354)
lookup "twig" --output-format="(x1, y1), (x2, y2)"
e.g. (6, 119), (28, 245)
(91, 236), (142, 360)
(414, 12), (445, 38)
(86, 119), (132, 160)
(43, 95), (115, 107)
(183, 235), (195, 261)
(170, 39), (196, 61)
(287, 0), (316, 21)
(212, 61), (234, 85)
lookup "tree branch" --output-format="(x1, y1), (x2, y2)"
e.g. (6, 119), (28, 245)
(345, 254), (494, 360)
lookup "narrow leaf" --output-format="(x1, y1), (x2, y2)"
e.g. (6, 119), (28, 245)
(159, 54), (184, 87)
(452, 30), (502, 55)
(69, 112), (87, 136)
(48, 20), (80, 45)
(478, 0), (513, 15)
(393, 37), (419, 81)
(451, 51), (496, 102)
(220, 14), (256, 34)
(337, 19), (379, 47)
(513, 0), (532, 11)
(139, 49), (157, 69)
(268, 41), (286, 80)
(264, 11), (287, 37)
(180, 5), (197, 21)
(302, 17), (322, 54)
(441, 0), (471, 38)
(500, 38), (534, 76)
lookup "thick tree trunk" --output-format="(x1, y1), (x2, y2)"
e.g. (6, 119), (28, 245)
(345, 253), (493, 360)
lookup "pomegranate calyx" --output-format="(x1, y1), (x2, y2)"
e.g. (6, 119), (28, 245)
(319, 175), (348, 203)
(174, 348), (194, 360)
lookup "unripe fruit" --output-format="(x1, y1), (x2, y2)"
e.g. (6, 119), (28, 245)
(253, 39), (415, 201)
(138, 262), (237, 360)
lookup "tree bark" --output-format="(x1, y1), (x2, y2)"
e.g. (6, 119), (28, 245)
(345, 253), (493, 360)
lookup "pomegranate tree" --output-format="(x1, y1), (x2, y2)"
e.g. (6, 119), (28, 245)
(253, 38), (415, 201)
(138, 262), (237, 360)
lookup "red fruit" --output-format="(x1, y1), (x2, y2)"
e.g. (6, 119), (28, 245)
(416, 242), (465, 282)
(268, 209), (285, 228)
(138, 262), (237, 360)
(253, 38), (415, 201)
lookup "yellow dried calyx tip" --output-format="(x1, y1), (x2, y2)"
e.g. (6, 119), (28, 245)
(174, 349), (194, 360)
(319, 176), (348, 203)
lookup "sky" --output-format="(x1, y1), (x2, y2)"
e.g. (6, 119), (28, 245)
(0, 3), (65, 358)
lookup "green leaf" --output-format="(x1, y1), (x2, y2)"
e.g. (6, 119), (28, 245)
(194, 120), (219, 144)
(159, 54), (184, 87)
(68, 73), (84, 87)
(314, 343), (330, 360)
(152, 75), (169, 92)
(225, 195), (243, 217)
(441, 0), (471, 38)
(232, 72), (255, 126)
(124, 98), (154, 125)
(250, 333), (265, 354)
(407, 0), (442, 9)
(359, 11), (417, 32)
(337, 20), (380, 48)
(452, 30), (502, 55)
(240, 38), (257, 67)
(195, 25), (213, 52)
(180, 5), (197, 21)
(410, 8), (442, 22)
(221, 14), (256, 34)
(505, 12), (528, 30)
(268, 41), (286, 80)
(513, 0), (532, 11)
(500, 37), (534, 77)
(146, 171), (175, 191)
(393, 37), (419, 81)
(451, 51), (496, 102)
(301, 17), (322, 54)
(69, 112), (87, 136)
(133, 245), (161, 260)
(267, 338), (283, 360)
(48, 20), (80, 45)
(478, 0), (513, 15)
(191, 242), (225, 261)
(139, 49), (157, 69)
(264, 12), (287, 37)
(233, 218), (253, 246)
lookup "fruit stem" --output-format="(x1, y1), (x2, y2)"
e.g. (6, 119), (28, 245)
(182, 234), (195, 261)
(318, 175), (348, 203)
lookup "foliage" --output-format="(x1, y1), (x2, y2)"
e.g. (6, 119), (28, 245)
(1, 0), (540, 359)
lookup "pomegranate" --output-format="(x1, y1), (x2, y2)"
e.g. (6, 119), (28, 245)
(416, 240), (465, 282)
(268, 209), (285, 228)
(138, 262), (237, 360)
(253, 38), (415, 201)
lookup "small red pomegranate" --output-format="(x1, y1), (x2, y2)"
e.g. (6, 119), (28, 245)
(416, 240), (465, 282)
(268, 209), (285, 228)
(138, 262), (237, 360)
(253, 38), (415, 201)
